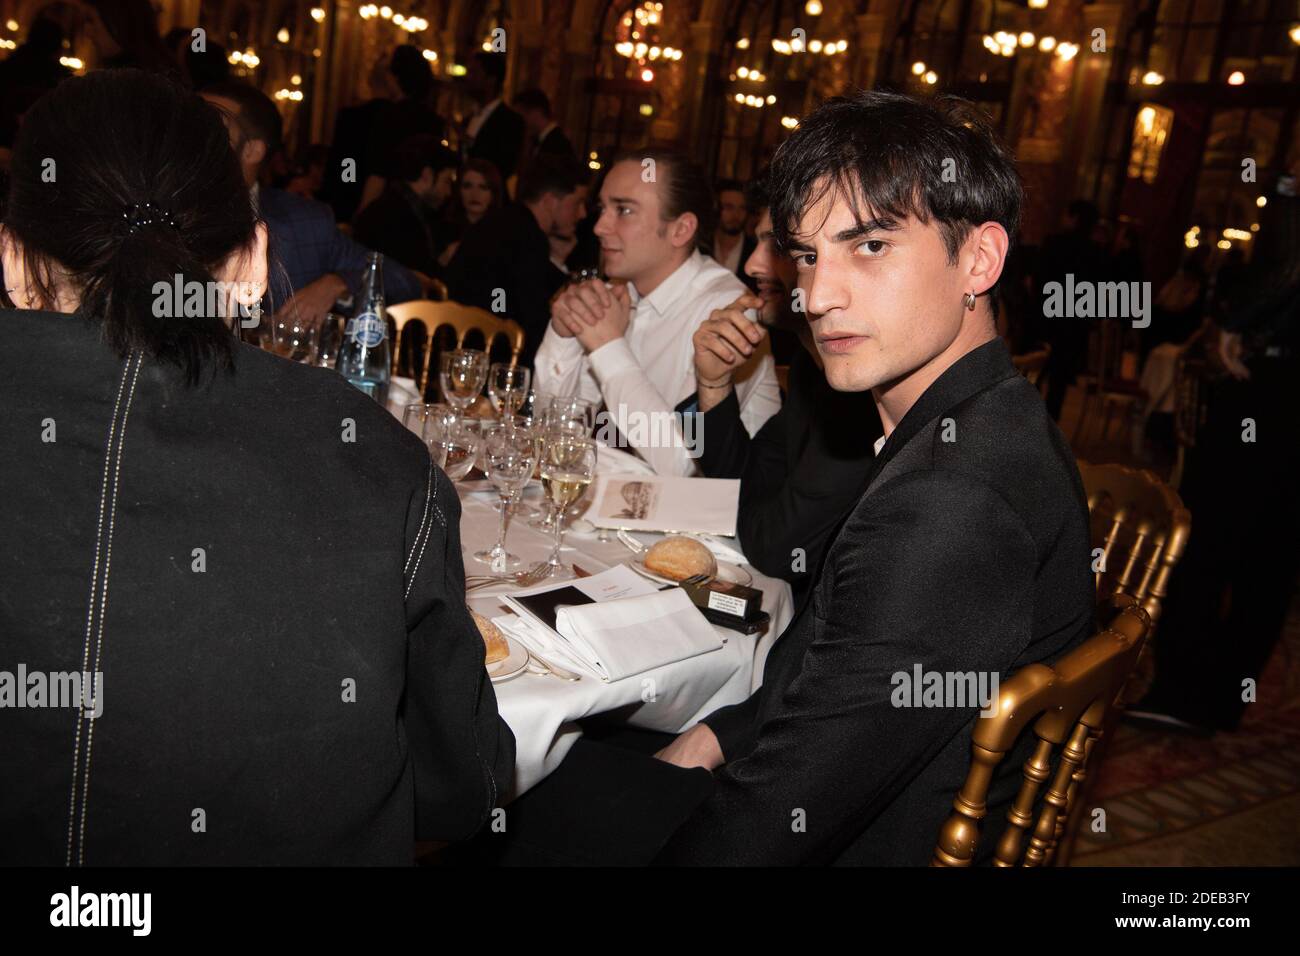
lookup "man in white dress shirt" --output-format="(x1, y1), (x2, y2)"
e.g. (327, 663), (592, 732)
(535, 150), (782, 475)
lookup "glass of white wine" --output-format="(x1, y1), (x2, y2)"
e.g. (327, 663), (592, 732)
(539, 431), (597, 576)
(439, 349), (488, 414)
(487, 362), (531, 420)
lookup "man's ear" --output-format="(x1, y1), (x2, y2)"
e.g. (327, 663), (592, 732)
(669, 212), (699, 250)
(965, 221), (1010, 298)
(218, 222), (270, 312)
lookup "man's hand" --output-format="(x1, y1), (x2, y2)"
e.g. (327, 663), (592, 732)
(655, 722), (725, 771)
(280, 273), (347, 326)
(693, 293), (766, 410)
(1216, 327), (1251, 380)
(550, 278), (631, 350)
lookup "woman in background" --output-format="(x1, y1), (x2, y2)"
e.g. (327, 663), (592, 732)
(436, 158), (504, 269)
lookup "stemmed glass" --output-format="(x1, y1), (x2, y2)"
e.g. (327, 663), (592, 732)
(487, 363), (531, 420)
(266, 311), (318, 363)
(474, 422), (538, 571)
(404, 403), (457, 469)
(430, 420), (483, 482)
(539, 432), (597, 576)
(439, 349), (488, 415)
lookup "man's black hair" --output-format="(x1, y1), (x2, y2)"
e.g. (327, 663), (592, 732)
(514, 88), (552, 117)
(393, 134), (459, 184)
(202, 80), (283, 155)
(745, 169), (770, 214)
(390, 44), (432, 100)
(474, 52), (507, 87)
(769, 90), (1022, 277)
(715, 178), (744, 198)
(518, 154), (587, 205)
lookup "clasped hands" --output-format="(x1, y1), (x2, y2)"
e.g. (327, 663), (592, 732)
(550, 278), (632, 353)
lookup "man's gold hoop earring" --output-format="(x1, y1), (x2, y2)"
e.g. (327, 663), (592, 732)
(963, 291), (977, 311)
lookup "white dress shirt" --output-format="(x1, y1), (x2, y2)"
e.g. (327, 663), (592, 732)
(534, 250), (782, 476)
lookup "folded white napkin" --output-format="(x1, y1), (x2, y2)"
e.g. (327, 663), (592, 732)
(492, 613), (595, 676)
(552, 587), (724, 682)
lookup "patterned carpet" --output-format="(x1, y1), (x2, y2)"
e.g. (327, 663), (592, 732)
(1069, 586), (1300, 866)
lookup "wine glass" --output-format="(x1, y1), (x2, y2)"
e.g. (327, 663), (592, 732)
(529, 418), (588, 531)
(539, 432), (597, 576)
(432, 420), (483, 481)
(439, 349), (488, 414)
(403, 401), (456, 436)
(266, 311), (318, 363)
(316, 313), (346, 368)
(474, 423), (538, 571)
(546, 394), (596, 431)
(487, 363), (531, 420)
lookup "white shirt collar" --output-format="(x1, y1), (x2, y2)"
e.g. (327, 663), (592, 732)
(627, 250), (705, 319)
(250, 181), (260, 214)
(873, 434), (886, 456)
(539, 121), (558, 142)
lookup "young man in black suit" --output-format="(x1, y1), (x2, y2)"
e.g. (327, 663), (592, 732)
(468, 91), (1094, 867)
(653, 91), (1095, 864)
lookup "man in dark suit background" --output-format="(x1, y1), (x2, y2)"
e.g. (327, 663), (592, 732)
(465, 91), (1094, 867)
(710, 178), (758, 293)
(443, 155), (588, 369)
(464, 52), (525, 184)
(515, 88), (577, 167)
(354, 136), (460, 279)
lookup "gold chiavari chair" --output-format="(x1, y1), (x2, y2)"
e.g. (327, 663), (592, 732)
(932, 600), (1153, 867)
(386, 300), (525, 394)
(1072, 322), (1145, 452)
(1012, 344), (1051, 392)
(1077, 461), (1192, 628)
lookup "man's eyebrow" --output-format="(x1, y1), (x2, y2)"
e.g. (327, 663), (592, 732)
(831, 218), (900, 243)
(784, 237), (814, 253)
(607, 196), (640, 206)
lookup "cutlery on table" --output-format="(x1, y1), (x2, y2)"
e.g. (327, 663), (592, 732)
(465, 561), (552, 591)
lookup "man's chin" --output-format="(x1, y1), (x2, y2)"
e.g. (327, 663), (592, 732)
(821, 353), (882, 393)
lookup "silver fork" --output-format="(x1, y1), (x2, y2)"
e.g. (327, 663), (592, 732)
(465, 561), (552, 591)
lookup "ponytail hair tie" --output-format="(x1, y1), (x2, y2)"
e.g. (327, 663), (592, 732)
(122, 201), (178, 233)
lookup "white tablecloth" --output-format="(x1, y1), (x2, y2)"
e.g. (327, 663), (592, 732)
(458, 485), (793, 798)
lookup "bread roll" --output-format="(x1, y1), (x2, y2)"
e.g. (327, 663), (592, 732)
(644, 536), (717, 582)
(472, 610), (511, 664)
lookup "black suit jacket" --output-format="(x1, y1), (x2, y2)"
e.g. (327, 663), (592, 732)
(354, 181), (441, 277)
(657, 338), (1094, 865)
(469, 103), (526, 182)
(693, 346), (879, 602)
(535, 125), (577, 164)
(444, 202), (567, 369)
(0, 310), (514, 864)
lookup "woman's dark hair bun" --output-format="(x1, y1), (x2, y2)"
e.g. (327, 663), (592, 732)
(5, 68), (259, 382)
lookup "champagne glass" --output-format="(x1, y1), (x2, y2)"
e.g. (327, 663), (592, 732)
(439, 349), (488, 414)
(529, 418), (588, 530)
(433, 421), (483, 481)
(474, 423), (538, 571)
(487, 363), (531, 420)
(539, 432), (597, 576)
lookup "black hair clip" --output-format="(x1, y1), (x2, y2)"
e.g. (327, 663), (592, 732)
(122, 201), (178, 233)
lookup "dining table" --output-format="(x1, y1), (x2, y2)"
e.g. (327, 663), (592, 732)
(386, 377), (795, 798)
(457, 481), (794, 798)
